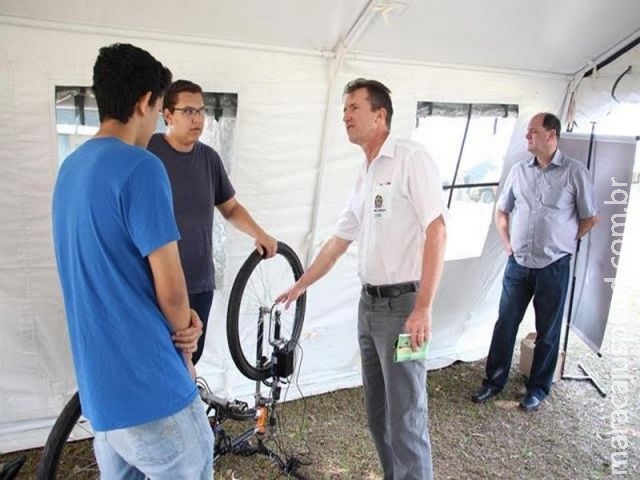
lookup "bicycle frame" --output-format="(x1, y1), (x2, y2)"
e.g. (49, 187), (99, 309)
(199, 302), (305, 478)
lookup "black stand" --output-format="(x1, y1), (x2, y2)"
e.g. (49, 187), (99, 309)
(560, 123), (606, 398)
(220, 371), (306, 479)
(213, 310), (306, 479)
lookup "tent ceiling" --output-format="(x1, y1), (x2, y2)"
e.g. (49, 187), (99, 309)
(1, 0), (640, 75)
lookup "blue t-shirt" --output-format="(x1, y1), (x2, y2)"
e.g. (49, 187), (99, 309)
(52, 137), (197, 431)
(147, 133), (235, 293)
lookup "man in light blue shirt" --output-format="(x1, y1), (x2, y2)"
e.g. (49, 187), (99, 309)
(471, 112), (598, 411)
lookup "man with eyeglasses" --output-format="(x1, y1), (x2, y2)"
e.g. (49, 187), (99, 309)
(148, 80), (277, 365)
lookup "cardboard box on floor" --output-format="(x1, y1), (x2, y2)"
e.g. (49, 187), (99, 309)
(519, 332), (564, 383)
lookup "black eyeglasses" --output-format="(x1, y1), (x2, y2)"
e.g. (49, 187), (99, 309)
(172, 106), (206, 119)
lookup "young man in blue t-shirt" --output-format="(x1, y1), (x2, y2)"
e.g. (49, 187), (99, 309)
(52, 43), (214, 479)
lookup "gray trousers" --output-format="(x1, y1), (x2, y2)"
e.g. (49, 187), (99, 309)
(358, 289), (433, 480)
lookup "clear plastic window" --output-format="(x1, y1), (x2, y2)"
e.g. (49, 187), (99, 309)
(412, 102), (518, 260)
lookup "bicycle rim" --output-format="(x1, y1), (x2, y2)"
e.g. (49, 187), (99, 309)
(227, 242), (306, 380)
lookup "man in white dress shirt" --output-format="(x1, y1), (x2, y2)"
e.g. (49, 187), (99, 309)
(277, 78), (447, 480)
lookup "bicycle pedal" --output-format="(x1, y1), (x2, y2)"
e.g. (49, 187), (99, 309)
(228, 399), (249, 413)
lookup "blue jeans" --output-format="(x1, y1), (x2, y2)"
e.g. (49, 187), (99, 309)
(359, 290), (432, 480)
(93, 395), (214, 479)
(483, 254), (571, 398)
(189, 291), (214, 365)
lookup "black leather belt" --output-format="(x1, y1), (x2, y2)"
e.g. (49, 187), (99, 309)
(363, 282), (419, 298)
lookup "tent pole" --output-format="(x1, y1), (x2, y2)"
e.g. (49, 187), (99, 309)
(305, 0), (379, 267)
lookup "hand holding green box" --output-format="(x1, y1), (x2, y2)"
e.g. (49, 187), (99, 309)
(394, 333), (429, 362)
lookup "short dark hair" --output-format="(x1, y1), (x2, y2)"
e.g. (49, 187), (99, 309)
(541, 112), (561, 139)
(92, 43), (172, 123)
(163, 80), (204, 111)
(343, 78), (393, 129)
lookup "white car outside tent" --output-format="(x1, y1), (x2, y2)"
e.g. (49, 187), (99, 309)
(0, 0), (639, 453)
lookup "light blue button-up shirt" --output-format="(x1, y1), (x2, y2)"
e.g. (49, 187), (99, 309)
(497, 149), (598, 268)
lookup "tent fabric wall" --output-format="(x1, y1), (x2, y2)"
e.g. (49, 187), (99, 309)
(0, 22), (570, 453)
(568, 43), (640, 131)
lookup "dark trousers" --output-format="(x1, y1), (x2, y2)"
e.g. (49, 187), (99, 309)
(483, 255), (571, 398)
(188, 291), (214, 365)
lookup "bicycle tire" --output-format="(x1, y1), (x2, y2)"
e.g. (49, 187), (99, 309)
(227, 241), (306, 381)
(36, 392), (96, 479)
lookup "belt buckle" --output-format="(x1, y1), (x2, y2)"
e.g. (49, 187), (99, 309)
(389, 287), (401, 297)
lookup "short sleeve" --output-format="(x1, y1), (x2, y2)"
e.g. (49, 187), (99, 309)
(335, 208), (360, 241)
(407, 149), (448, 231)
(335, 182), (362, 241)
(122, 154), (180, 257)
(573, 164), (599, 219)
(211, 150), (236, 205)
(497, 165), (517, 213)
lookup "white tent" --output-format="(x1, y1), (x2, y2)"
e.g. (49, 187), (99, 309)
(1, 0), (639, 453)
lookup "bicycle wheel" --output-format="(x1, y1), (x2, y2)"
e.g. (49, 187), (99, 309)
(37, 392), (98, 479)
(227, 241), (306, 381)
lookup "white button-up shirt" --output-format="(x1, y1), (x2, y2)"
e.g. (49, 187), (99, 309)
(335, 136), (447, 285)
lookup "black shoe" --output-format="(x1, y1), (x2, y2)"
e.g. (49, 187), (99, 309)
(519, 393), (542, 412)
(471, 385), (501, 404)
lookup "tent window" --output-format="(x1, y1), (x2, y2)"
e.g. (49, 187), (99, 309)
(412, 102), (518, 260)
(54, 86), (238, 288)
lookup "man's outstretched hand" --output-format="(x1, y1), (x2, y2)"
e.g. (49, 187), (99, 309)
(275, 283), (306, 310)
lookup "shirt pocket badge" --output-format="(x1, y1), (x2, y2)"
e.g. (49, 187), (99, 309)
(372, 183), (392, 219)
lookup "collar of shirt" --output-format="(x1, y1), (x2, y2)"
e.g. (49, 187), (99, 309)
(363, 135), (397, 172)
(527, 149), (565, 169)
